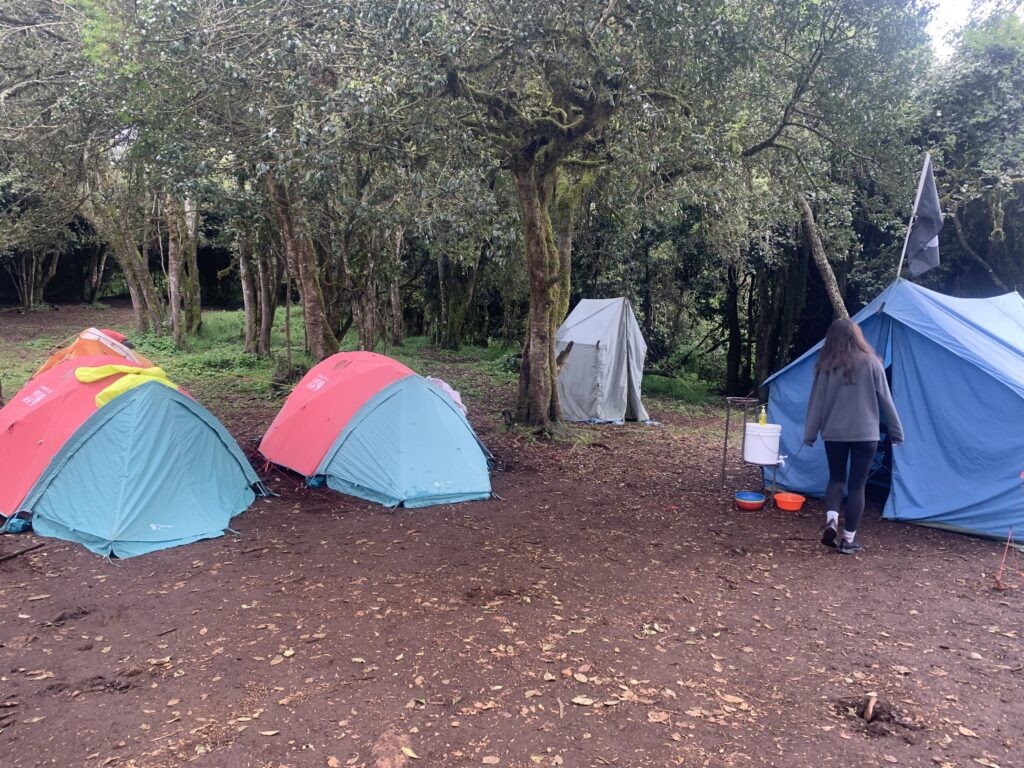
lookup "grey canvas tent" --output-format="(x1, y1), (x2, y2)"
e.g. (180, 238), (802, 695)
(555, 298), (650, 423)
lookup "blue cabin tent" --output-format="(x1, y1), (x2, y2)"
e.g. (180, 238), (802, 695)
(312, 376), (492, 508)
(765, 279), (1024, 540)
(20, 383), (263, 558)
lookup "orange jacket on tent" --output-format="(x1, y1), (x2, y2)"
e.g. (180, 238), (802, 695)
(34, 328), (152, 379)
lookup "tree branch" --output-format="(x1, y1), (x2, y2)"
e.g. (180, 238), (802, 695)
(949, 210), (1009, 291)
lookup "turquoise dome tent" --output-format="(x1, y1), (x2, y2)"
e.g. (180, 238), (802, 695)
(261, 351), (492, 508)
(6, 374), (265, 558)
(314, 375), (492, 507)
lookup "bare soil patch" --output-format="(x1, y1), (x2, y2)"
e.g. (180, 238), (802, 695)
(1, 306), (1022, 767)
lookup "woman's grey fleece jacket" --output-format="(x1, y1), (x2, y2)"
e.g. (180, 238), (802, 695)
(803, 353), (904, 444)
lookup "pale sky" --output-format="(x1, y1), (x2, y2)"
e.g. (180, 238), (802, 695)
(929, 0), (1024, 55)
(928, 0), (974, 56)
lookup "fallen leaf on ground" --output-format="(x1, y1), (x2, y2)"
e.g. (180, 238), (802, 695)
(258, 730), (279, 736)
(647, 710), (670, 724)
(959, 726), (979, 738)
(482, 758), (500, 765)
(401, 746), (420, 759)
(571, 696), (594, 706)
(327, 758), (341, 768)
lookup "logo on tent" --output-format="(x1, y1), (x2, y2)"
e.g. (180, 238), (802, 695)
(149, 522), (173, 531)
(306, 375), (329, 392)
(21, 386), (53, 406)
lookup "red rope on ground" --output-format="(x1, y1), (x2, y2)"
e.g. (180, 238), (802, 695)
(994, 527), (1024, 591)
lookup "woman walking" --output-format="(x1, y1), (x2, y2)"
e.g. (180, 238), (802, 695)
(804, 319), (903, 554)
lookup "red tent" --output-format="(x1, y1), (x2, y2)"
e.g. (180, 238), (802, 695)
(259, 352), (413, 476)
(0, 355), (147, 517)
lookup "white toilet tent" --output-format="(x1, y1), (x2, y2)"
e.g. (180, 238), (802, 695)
(555, 297), (650, 423)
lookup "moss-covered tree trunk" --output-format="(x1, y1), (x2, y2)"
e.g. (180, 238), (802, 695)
(110, 228), (165, 335)
(166, 195), (202, 346)
(512, 154), (566, 428)
(254, 246), (280, 355)
(389, 228), (404, 346)
(798, 194), (848, 320)
(30, 249), (59, 308)
(84, 199), (166, 334)
(443, 62), (615, 428)
(167, 209), (184, 347)
(181, 197), (202, 335)
(237, 234), (259, 353)
(86, 243), (108, 304)
(266, 173), (338, 360)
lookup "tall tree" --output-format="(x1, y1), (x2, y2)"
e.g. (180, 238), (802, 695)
(423, 0), (732, 427)
(923, 11), (1024, 293)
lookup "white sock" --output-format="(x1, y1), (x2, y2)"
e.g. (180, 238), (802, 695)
(826, 510), (839, 526)
(842, 530), (856, 543)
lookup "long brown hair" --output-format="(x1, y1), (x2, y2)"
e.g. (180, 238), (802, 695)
(815, 318), (876, 379)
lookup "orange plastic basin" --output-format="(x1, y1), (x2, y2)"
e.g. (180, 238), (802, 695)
(774, 492), (806, 512)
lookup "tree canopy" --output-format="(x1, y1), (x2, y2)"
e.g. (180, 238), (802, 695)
(1, 1), (1021, 414)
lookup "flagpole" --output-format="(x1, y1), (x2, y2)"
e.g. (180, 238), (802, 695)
(895, 154), (931, 281)
(894, 214), (915, 280)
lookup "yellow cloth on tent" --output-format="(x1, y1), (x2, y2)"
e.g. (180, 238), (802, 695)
(74, 365), (179, 407)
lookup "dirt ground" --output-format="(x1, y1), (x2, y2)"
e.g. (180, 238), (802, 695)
(1, 305), (1022, 768)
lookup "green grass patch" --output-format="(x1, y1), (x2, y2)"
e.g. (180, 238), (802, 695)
(643, 373), (714, 404)
(0, 306), (512, 409)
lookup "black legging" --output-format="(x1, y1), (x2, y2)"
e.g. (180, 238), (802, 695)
(824, 440), (878, 533)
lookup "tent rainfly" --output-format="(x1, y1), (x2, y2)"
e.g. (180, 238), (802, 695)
(766, 279), (1024, 541)
(555, 297), (649, 423)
